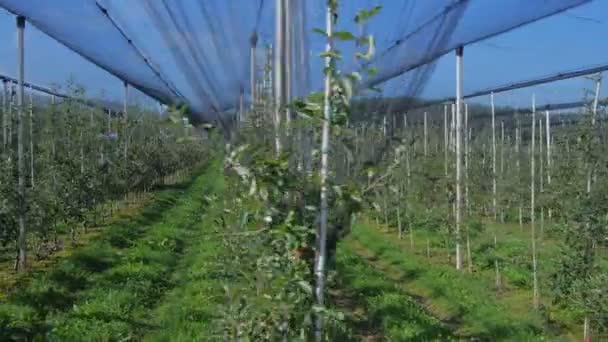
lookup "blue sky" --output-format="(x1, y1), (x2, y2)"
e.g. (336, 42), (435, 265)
(0, 0), (606, 111)
(422, 0), (608, 108)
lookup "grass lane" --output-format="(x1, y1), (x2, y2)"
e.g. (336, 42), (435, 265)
(0, 159), (219, 341)
(340, 219), (559, 341)
(334, 240), (451, 341)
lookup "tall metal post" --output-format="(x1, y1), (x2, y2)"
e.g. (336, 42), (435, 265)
(531, 95), (539, 309)
(2, 80), (7, 150)
(443, 105), (448, 177)
(274, 0), (286, 154)
(239, 87), (245, 123)
(423, 111), (428, 157)
(16, 15), (27, 272)
(285, 0), (292, 129)
(250, 32), (258, 111)
(592, 74), (601, 126)
(455, 46), (463, 271)
(545, 110), (551, 185)
(123, 81), (128, 161)
(315, 2), (333, 340)
(29, 86), (34, 188)
(491, 93), (497, 219)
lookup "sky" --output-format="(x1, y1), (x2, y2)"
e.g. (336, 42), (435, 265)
(0, 0), (606, 113)
(422, 0), (608, 108)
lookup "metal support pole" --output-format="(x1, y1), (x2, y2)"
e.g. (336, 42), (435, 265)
(285, 0), (292, 129)
(531, 94), (539, 309)
(423, 111), (428, 157)
(443, 105), (448, 177)
(274, 0), (286, 154)
(250, 32), (258, 111)
(239, 87), (245, 123)
(123, 81), (128, 161)
(16, 15), (27, 271)
(455, 46), (463, 271)
(491, 92), (497, 220)
(545, 110), (551, 185)
(2, 80), (7, 150)
(314, 3), (333, 340)
(29, 85), (34, 188)
(592, 75), (601, 125)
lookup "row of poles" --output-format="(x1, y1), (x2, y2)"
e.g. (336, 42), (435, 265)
(6, 15), (132, 272)
(396, 48), (602, 340)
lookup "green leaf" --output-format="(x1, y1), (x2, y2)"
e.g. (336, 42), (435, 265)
(333, 31), (356, 41)
(297, 280), (313, 295)
(313, 28), (327, 37)
(354, 5), (382, 24)
(367, 66), (378, 77)
(320, 51), (342, 59)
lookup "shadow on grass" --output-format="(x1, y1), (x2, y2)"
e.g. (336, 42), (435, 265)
(336, 250), (453, 341)
(0, 180), (201, 341)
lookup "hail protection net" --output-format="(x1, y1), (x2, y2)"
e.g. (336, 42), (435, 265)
(0, 0), (590, 124)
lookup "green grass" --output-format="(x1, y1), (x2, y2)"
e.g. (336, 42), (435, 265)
(335, 243), (451, 341)
(141, 168), (228, 341)
(342, 220), (557, 341)
(0, 158), (223, 341)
